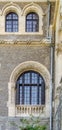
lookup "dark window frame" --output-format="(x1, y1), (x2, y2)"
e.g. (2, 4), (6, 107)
(5, 12), (18, 32)
(16, 71), (45, 105)
(26, 12), (39, 32)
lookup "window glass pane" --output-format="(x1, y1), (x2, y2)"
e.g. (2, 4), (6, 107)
(19, 77), (22, 84)
(27, 14), (32, 19)
(33, 14), (38, 19)
(39, 77), (43, 84)
(6, 21), (12, 25)
(6, 28), (11, 32)
(32, 73), (38, 84)
(39, 86), (42, 104)
(13, 21), (18, 25)
(6, 14), (12, 19)
(24, 86), (30, 105)
(24, 73), (30, 84)
(31, 86), (37, 105)
(20, 87), (22, 104)
(13, 14), (18, 19)
(26, 21), (32, 32)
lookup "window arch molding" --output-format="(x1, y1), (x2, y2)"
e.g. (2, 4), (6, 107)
(22, 3), (43, 17)
(8, 61), (50, 117)
(2, 2), (21, 16)
(10, 61), (50, 85)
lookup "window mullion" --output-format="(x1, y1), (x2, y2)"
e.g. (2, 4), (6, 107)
(32, 14), (33, 32)
(30, 72), (32, 105)
(12, 14), (13, 32)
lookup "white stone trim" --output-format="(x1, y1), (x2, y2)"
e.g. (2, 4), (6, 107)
(2, 2), (21, 15)
(22, 2), (43, 16)
(10, 61), (50, 85)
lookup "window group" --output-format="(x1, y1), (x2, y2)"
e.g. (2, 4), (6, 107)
(5, 12), (39, 32)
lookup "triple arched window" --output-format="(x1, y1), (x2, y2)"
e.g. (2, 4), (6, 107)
(16, 71), (45, 105)
(5, 12), (39, 32)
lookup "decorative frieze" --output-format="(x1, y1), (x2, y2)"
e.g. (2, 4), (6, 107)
(0, 0), (56, 2)
(0, 38), (53, 47)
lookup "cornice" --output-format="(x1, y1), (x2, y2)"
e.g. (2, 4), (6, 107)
(0, 0), (56, 2)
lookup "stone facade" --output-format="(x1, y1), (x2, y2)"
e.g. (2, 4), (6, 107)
(0, 0), (56, 130)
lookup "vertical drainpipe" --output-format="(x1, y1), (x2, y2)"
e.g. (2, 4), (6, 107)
(47, 1), (53, 130)
(47, 0), (50, 37)
(50, 28), (53, 130)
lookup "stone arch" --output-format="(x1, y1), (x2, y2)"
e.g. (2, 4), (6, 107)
(2, 2), (21, 16)
(10, 61), (50, 87)
(22, 2), (43, 16)
(8, 61), (50, 117)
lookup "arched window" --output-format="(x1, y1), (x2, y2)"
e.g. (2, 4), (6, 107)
(5, 12), (18, 32)
(26, 12), (39, 32)
(16, 71), (45, 105)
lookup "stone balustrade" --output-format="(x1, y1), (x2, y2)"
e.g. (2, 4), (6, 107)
(16, 105), (45, 116)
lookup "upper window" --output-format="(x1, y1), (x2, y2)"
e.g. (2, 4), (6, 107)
(16, 71), (45, 105)
(26, 12), (39, 32)
(5, 12), (18, 32)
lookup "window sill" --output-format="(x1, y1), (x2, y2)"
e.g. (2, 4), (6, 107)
(0, 31), (43, 35)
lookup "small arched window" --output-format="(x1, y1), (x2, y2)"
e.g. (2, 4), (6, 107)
(16, 71), (45, 105)
(5, 12), (18, 32)
(26, 12), (39, 32)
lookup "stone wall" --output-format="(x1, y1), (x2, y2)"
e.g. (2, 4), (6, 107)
(0, 0), (55, 118)
(0, 116), (50, 130)
(0, 44), (50, 116)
